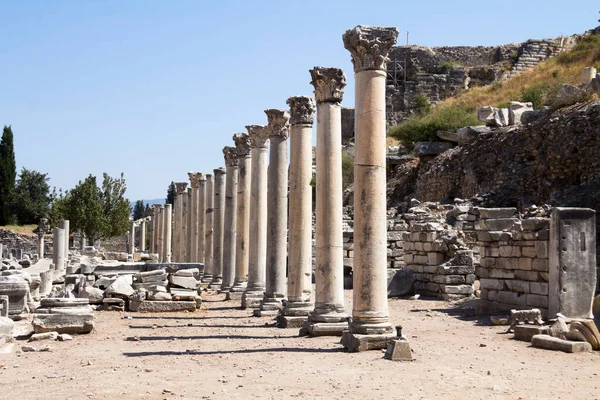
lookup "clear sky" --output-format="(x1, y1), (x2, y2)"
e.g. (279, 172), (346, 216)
(1, 1), (598, 201)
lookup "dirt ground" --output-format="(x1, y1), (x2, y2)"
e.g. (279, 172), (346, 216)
(1, 290), (598, 400)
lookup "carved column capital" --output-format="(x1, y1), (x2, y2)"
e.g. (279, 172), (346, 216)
(233, 133), (251, 157)
(188, 172), (204, 188)
(213, 167), (226, 176)
(223, 146), (239, 167)
(246, 125), (270, 149)
(342, 25), (399, 73)
(286, 96), (316, 125)
(265, 109), (290, 139)
(153, 204), (162, 211)
(309, 67), (346, 104)
(175, 182), (188, 195)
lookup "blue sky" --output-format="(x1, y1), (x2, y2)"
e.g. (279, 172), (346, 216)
(1, 1), (597, 201)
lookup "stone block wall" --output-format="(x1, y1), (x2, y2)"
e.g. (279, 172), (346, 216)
(476, 208), (550, 315)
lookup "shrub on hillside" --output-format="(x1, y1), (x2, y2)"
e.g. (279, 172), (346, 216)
(556, 34), (600, 65)
(410, 94), (432, 116)
(388, 104), (481, 147)
(520, 82), (563, 109)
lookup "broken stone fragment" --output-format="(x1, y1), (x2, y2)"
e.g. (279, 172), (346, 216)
(413, 141), (452, 156)
(78, 286), (104, 304)
(551, 84), (591, 108)
(477, 106), (509, 127)
(169, 275), (199, 290)
(508, 101), (533, 125)
(104, 276), (135, 297)
(28, 332), (58, 342)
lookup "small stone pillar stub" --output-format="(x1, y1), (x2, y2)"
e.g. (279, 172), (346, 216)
(242, 124), (269, 309)
(255, 109), (290, 317)
(277, 96), (315, 328)
(220, 147), (239, 293)
(209, 168), (226, 290)
(341, 25), (399, 351)
(300, 68), (349, 336)
(549, 207), (597, 319)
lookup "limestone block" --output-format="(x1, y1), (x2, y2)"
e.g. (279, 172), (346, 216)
(478, 218), (521, 232)
(514, 270), (539, 281)
(535, 241), (548, 258)
(581, 67), (597, 85)
(505, 280), (530, 293)
(497, 291), (527, 305)
(532, 259), (549, 272)
(387, 231), (403, 241)
(134, 300), (196, 312)
(513, 325), (549, 342)
(424, 282), (440, 293)
(413, 142), (452, 156)
(480, 278), (504, 291)
(387, 269), (415, 297)
(489, 231), (514, 241)
(478, 208), (518, 219)
(440, 284), (473, 295)
(489, 269), (515, 279)
(496, 258), (519, 270)
(0, 276), (29, 316)
(551, 84), (591, 109)
(527, 294), (549, 308)
(427, 252), (444, 266)
(0, 316), (14, 342)
(93, 276), (116, 289)
(169, 275), (199, 290)
(105, 276), (135, 297)
(531, 334), (592, 353)
(32, 313), (94, 334)
(508, 101), (533, 125)
(78, 287), (104, 304)
(529, 282), (548, 295)
(521, 218), (550, 231)
(477, 106), (495, 125)
(383, 338), (412, 361)
(521, 247), (536, 258)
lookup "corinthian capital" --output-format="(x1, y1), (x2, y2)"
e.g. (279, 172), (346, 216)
(246, 125), (269, 149)
(264, 109), (290, 139)
(286, 96), (316, 125)
(309, 67), (346, 104)
(342, 25), (399, 73)
(175, 182), (188, 195)
(187, 172), (204, 188)
(233, 133), (251, 157)
(223, 146), (239, 167)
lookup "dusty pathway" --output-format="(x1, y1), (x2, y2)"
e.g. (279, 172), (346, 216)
(0, 291), (598, 400)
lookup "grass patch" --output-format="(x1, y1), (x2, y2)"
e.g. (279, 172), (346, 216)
(388, 104), (482, 147)
(0, 224), (36, 236)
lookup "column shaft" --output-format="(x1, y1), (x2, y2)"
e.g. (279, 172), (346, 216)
(163, 203), (173, 263)
(157, 207), (164, 262)
(198, 178), (206, 266)
(230, 153), (251, 296)
(52, 227), (65, 271)
(190, 185), (199, 262)
(202, 175), (215, 283)
(130, 221), (136, 254)
(210, 168), (226, 289)
(221, 162), (238, 292)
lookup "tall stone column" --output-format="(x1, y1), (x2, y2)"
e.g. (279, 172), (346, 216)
(174, 182), (188, 262)
(140, 219), (146, 252)
(209, 168), (226, 289)
(156, 206), (164, 261)
(242, 125), (269, 309)
(52, 227), (66, 271)
(301, 67), (350, 336)
(37, 233), (45, 259)
(255, 109), (290, 317)
(198, 175), (207, 267)
(129, 220), (136, 254)
(228, 133), (252, 301)
(188, 172), (203, 263)
(185, 187), (192, 262)
(201, 174), (214, 284)
(163, 203), (173, 263)
(221, 147), (239, 293)
(150, 212), (156, 253)
(278, 96), (316, 328)
(341, 25), (399, 351)
(153, 204), (161, 254)
(59, 220), (70, 262)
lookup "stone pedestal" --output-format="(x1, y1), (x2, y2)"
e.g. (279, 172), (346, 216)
(301, 67), (349, 336)
(52, 227), (66, 271)
(221, 147), (239, 293)
(242, 125), (269, 309)
(202, 174), (215, 284)
(255, 109), (290, 317)
(228, 134), (252, 301)
(163, 204), (173, 263)
(209, 168), (226, 290)
(188, 172), (204, 263)
(277, 96), (315, 328)
(341, 25), (399, 351)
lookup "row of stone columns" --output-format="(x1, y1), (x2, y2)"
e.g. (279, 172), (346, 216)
(157, 25), (398, 352)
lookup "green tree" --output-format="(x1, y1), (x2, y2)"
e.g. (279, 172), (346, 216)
(0, 126), (16, 225)
(144, 203), (152, 217)
(65, 173), (131, 243)
(47, 188), (69, 228)
(341, 150), (354, 190)
(13, 168), (51, 224)
(410, 94), (432, 116)
(132, 199), (146, 220)
(166, 181), (177, 206)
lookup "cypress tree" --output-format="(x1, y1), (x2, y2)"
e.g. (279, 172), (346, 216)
(166, 181), (177, 206)
(0, 126), (16, 225)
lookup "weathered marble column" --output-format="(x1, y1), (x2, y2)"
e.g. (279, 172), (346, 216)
(209, 168), (226, 289)
(185, 187), (192, 261)
(255, 109), (290, 317)
(228, 133), (252, 301)
(221, 147), (239, 293)
(188, 172), (203, 263)
(201, 174), (214, 284)
(242, 125), (269, 309)
(163, 203), (173, 263)
(301, 67), (350, 336)
(278, 96), (316, 328)
(341, 25), (399, 351)
(37, 233), (45, 259)
(198, 175), (207, 266)
(156, 205), (164, 261)
(129, 220), (136, 254)
(153, 204), (161, 254)
(59, 220), (70, 261)
(52, 227), (66, 271)
(174, 182), (188, 262)
(140, 219), (146, 252)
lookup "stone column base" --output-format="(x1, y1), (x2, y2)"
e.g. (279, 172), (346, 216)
(300, 320), (349, 337)
(341, 331), (397, 352)
(253, 298), (283, 317)
(218, 285), (232, 294)
(241, 291), (264, 309)
(276, 315), (308, 328)
(208, 277), (222, 290)
(226, 291), (244, 301)
(200, 275), (213, 284)
(277, 301), (313, 328)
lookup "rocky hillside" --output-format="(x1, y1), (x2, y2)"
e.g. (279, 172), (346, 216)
(387, 99), (600, 210)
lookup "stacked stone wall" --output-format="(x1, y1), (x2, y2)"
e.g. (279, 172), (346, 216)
(475, 208), (550, 315)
